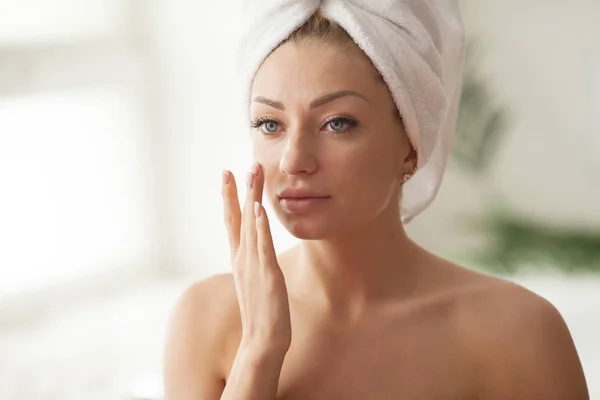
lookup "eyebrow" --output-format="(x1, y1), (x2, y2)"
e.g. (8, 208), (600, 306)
(252, 90), (369, 111)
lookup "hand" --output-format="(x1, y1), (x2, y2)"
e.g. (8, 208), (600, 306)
(221, 163), (292, 355)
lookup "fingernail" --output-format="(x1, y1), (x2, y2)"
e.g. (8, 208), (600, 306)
(251, 163), (260, 177)
(246, 172), (254, 189)
(254, 201), (261, 218)
(222, 170), (230, 185)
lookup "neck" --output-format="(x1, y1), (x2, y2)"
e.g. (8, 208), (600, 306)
(288, 206), (425, 320)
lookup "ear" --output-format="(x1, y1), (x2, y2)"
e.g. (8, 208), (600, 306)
(393, 112), (417, 179)
(403, 145), (417, 173)
(397, 143), (417, 182)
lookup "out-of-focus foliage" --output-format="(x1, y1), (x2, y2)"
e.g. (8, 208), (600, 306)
(466, 210), (600, 274)
(452, 43), (600, 274)
(452, 42), (509, 174)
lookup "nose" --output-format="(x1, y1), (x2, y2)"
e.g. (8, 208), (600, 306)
(279, 130), (318, 177)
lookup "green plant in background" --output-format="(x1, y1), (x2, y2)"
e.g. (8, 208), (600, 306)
(452, 42), (600, 274)
(453, 42), (508, 175)
(461, 209), (600, 274)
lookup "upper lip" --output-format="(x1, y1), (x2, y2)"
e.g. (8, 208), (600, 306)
(278, 187), (329, 199)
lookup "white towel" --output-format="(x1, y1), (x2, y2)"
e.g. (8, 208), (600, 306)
(237, 0), (466, 224)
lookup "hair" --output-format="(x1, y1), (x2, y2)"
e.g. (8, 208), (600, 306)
(277, 11), (403, 124)
(286, 11), (355, 47)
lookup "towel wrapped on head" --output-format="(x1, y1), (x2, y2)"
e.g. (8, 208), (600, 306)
(236, 0), (466, 223)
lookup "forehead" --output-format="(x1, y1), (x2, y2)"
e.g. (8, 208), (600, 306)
(251, 40), (382, 99)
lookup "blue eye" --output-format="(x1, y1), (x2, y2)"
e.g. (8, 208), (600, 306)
(263, 121), (279, 133)
(250, 117), (280, 135)
(250, 116), (359, 135)
(324, 116), (358, 133)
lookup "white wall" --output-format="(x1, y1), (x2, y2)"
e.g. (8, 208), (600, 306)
(410, 0), (600, 254)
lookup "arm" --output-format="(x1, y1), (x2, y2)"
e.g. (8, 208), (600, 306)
(220, 342), (287, 400)
(472, 285), (589, 399)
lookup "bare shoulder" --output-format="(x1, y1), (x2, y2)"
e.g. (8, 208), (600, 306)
(451, 269), (590, 399)
(171, 272), (239, 323)
(163, 273), (241, 399)
(167, 272), (242, 358)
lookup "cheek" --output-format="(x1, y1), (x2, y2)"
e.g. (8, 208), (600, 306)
(327, 142), (399, 217)
(253, 140), (281, 198)
(334, 141), (397, 191)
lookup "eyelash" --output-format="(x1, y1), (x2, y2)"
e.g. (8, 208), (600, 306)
(250, 116), (359, 135)
(250, 116), (275, 130)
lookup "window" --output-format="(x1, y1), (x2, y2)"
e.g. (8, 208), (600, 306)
(0, 0), (158, 301)
(0, 0), (126, 44)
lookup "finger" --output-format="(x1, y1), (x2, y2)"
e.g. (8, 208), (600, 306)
(243, 163), (263, 258)
(255, 202), (278, 267)
(222, 169), (241, 261)
(253, 162), (265, 205)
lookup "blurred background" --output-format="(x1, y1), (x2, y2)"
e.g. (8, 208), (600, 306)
(0, 0), (598, 398)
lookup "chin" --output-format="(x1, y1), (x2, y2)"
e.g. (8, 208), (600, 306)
(284, 221), (333, 240)
(271, 206), (326, 239)
(277, 211), (348, 240)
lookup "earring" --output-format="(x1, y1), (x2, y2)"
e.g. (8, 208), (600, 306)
(402, 165), (417, 183)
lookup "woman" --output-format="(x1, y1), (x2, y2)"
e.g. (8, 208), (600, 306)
(163, 2), (589, 399)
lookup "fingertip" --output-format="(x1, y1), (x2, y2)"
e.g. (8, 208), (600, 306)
(222, 169), (230, 186)
(255, 162), (263, 178)
(251, 162), (260, 177)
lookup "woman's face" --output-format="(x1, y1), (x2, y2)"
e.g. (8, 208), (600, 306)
(250, 40), (414, 239)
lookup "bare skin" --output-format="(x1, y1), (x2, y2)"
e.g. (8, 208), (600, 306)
(163, 40), (589, 399)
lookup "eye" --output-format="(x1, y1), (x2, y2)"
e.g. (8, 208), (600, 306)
(324, 116), (358, 133)
(263, 121), (279, 134)
(250, 117), (281, 135)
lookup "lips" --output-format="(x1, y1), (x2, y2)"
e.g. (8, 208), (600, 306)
(277, 187), (329, 199)
(279, 197), (330, 213)
(277, 187), (330, 213)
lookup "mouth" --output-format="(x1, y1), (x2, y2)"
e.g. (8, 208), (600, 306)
(278, 196), (331, 213)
